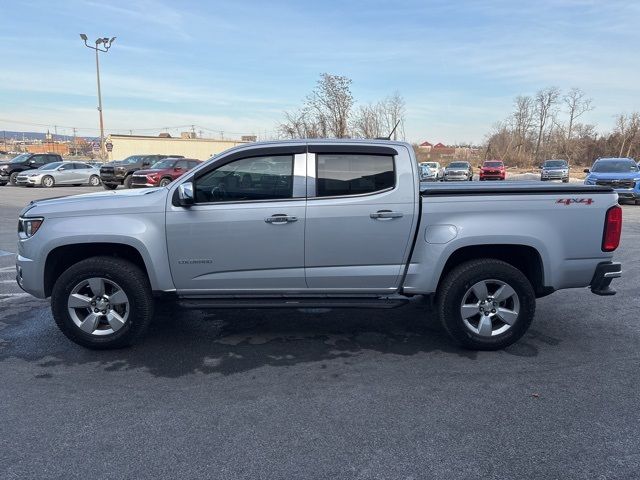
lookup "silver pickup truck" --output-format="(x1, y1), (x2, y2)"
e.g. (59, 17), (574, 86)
(16, 140), (622, 350)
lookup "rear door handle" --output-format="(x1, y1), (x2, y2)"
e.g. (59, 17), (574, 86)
(265, 214), (298, 224)
(370, 210), (403, 220)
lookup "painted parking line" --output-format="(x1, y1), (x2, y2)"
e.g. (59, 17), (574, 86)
(0, 250), (14, 257)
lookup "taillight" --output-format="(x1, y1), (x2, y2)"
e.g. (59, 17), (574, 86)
(602, 206), (622, 252)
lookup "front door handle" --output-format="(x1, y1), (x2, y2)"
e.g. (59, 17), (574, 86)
(265, 214), (298, 224)
(370, 210), (403, 220)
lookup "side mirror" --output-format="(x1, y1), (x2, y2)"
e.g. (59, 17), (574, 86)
(583, 168), (590, 173)
(538, 165), (543, 169)
(29, 160), (36, 164)
(58, 167), (66, 171)
(178, 182), (194, 206)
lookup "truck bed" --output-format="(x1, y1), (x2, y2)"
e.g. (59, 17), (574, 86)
(420, 181), (613, 196)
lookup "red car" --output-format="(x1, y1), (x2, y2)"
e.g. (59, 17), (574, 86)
(479, 160), (506, 181)
(131, 157), (201, 188)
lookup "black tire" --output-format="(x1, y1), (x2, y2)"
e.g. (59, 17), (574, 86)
(562, 179), (569, 183)
(123, 175), (133, 189)
(9, 171), (19, 185)
(42, 175), (55, 188)
(103, 183), (118, 190)
(89, 175), (101, 186)
(51, 256), (154, 349)
(437, 259), (536, 350)
(159, 177), (172, 187)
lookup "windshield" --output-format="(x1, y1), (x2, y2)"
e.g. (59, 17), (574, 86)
(592, 160), (639, 173)
(120, 155), (145, 165)
(39, 162), (64, 170)
(544, 160), (567, 168)
(10, 153), (32, 163)
(483, 161), (503, 168)
(425, 162), (438, 168)
(150, 159), (176, 170)
(448, 162), (468, 169)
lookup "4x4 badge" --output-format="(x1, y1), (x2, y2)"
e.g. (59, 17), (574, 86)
(556, 198), (594, 205)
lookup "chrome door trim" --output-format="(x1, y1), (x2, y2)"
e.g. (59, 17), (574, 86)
(306, 152), (317, 198)
(292, 152), (307, 198)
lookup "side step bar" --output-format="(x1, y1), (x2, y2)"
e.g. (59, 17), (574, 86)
(177, 295), (410, 310)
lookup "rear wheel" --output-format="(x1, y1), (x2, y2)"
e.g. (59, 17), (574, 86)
(89, 175), (101, 186)
(437, 259), (535, 350)
(103, 183), (118, 190)
(42, 175), (55, 188)
(51, 257), (154, 349)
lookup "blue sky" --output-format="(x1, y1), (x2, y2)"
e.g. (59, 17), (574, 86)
(1, 0), (639, 143)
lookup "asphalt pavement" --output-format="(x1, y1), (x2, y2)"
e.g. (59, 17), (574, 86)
(1, 183), (639, 479)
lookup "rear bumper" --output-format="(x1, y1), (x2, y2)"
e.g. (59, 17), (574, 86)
(590, 261), (622, 296)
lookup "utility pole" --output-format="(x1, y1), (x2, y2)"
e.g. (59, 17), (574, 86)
(72, 128), (77, 156)
(80, 34), (116, 160)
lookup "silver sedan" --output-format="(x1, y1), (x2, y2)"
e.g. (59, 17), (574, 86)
(16, 162), (102, 188)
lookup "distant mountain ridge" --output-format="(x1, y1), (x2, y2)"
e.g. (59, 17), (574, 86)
(0, 130), (98, 142)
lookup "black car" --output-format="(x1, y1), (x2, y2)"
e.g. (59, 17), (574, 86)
(0, 153), (64, 186)
(100, 154), (184, 190)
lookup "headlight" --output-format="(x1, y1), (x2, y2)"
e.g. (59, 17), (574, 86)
(115, 166), (125, 172)
(18, 217), (44, 239)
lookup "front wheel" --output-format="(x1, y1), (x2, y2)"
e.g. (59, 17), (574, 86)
(123, 175), (133, 189)
(51, 257), (154, 349)
(89, 175), (101, 186)
(42, 175), (55, 188)
(9, 171), (19, 185)
(103, 183), (118, 190)
(437, 259), (536, 350)
(159, 177), (172, 187)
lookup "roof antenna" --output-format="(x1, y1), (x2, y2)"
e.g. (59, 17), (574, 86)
(376, 120), (401, 140)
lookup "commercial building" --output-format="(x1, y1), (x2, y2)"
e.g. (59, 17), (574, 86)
(105, 134), (251, 161)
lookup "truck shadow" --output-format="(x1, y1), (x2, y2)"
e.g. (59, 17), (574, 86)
(0, 298), (547, 378)
(0, 301), (557, 378)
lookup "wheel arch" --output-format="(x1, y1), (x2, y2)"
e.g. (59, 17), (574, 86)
(436, 244), (549, 298)
(44, 242), (150, 297)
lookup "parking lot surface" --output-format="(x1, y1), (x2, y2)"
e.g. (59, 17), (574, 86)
(1, 184), (639, 479)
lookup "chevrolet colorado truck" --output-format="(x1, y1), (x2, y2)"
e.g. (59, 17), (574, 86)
(16, 140), (622, 350)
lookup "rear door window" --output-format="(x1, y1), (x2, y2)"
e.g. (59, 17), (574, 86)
(316, 154), (395, 197)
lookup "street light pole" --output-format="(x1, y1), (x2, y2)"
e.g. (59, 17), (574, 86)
(80, 34), (115, 159)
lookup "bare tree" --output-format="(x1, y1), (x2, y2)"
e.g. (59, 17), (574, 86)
(352, 103), (384, 139)
(380, 92), (406, 140)
(564, 88), (593, 140)
(534, 87), (561, 159)
(306, 73), (354, 138)
(511, 95), (535, 160)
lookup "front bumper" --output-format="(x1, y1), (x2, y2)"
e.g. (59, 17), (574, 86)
(614, 188), (640, 200)
(541, 171), (569, 180)
(100, 173), (125, 184)
(590, 261), (622, 296)
(444, 175), (469, 181)
(15, 176), (41, 185)
(0, 172), (9, 183)
(479, 174), (504, 180)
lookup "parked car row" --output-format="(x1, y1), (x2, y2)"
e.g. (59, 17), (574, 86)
(99, 154), (201, 189)
(0, 152), (202, 189)
(0, 153), (103, 188)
